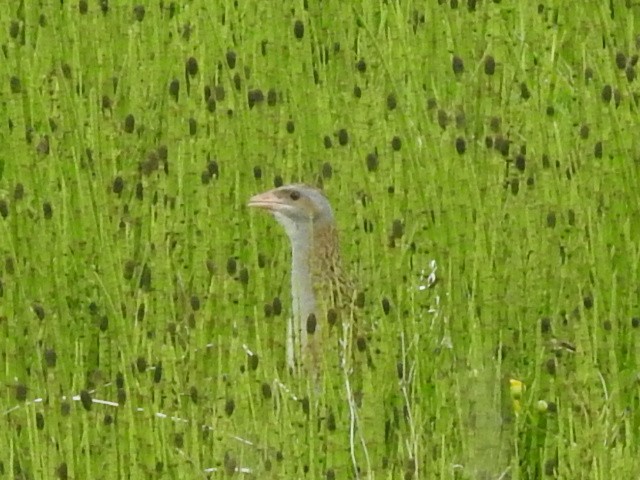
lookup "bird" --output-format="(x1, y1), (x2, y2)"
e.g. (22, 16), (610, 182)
(248, 183), (364, 375)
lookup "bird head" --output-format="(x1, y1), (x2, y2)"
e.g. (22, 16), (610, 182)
(248, 184), (335, 237)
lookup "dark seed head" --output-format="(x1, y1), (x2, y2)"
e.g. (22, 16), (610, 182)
(615, 52), (627, 70)
(631, 317), (640, 328)
(337, 128), (349, 146)
(133, 5), (145, 21)
(353, 85), (362, 98)
(44, 348), (57, 367)
(601, 84), (612, 103)
(9, 77), (22, 93)
(545, 358), (556, 375)
(15, 383), (28, 401)
(124, 114), (135, 133)
(226, 257), (237, 275)
(540, 317), (551, 334)
(355, 59), (367, 73)
(579, 124), (589, 139)
(253, 166), (262, 179)
(206, 97), (216, 113)
(202, 170), (212, 185)
(452, 55), (464, 74)
(99, 316), (108, 331)
(613, 88), (621, 107)
(0, 199), (9, 219)
(79, 0), (88, 14)
(123, 259), (135, 280)
(101, 95), (112, 111)
(139, 263), (152, 290)
(323, 135), (332, 149)
(510, 178), (519, 195)
(494, 135), (510, 156)
(293, 19), (304, 39)
(238, 267), (249, 285)
(225, 398), (235, 416)
(386, 93), (397, 110)
(190, 296), (200, 311)
(272, 297), (282, 315)
(515, 154), (526, 171)
(584, 67), (594, 82)
(33, 303), (45, 320)
(366, 152), (379, 172)
(248, 352), (259, 370)
(391, 136), (401, 151)
(36, 412), (45, 430)
(326, 411), (336, 431)
(300, 396), (310, 415)
(267, 88), (277, 106)
(594, 141), (603, 158)
(484, 136), (493, 148)
(327, 308), (338, 327)
(80, 390), (92, 410)
(382, 297), (391, 315)
(542, 154), (550, 168)
(261, 382), (272, 399)
(226, 50), (236, 69)
(185, 57), (198, 77)
(247, 89), (264, 108)
(484, 55), (496, 75)
(306, 313), (317, 334)
(274, 175), (283, 187)
(437, 109), (449, 129)
(153, 362), (162, 383)
(583, 295), (593, 309)
(43, 202), (53, 219)
(546, 105), (555, 116)
(546, 211), (556, 228)
(168, 79), (179, 102)
(455, 137), (466, 154)
(9, 20), (20, 39)
(355, 291), (365, 308)
(626, 66), (636, 83)
(207, 159), (218, 177)
(520, 82), (530, 100)
(356, 336), (366, 352)
(286, 120), (295, 133)
(188, 117), (197, 135)
(322, 162), (333, 178)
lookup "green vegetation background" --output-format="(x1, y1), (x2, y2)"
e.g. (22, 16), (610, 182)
(1, 1), (639, 479)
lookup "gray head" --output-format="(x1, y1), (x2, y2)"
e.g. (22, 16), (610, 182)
(248, 184), (335, 240)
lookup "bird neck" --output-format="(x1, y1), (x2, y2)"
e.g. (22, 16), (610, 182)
(288, 221), (342, 322)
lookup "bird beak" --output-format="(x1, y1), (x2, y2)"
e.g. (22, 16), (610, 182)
(247, 190), (283, 211)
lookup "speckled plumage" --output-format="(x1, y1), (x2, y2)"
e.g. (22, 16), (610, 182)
(248, 184), (359, 373)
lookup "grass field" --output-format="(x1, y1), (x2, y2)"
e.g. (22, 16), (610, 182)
(1, 1), (639, 479)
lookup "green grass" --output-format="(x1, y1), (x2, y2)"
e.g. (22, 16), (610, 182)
(1, 1), (639, 478)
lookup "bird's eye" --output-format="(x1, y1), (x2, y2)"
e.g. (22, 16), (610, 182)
(289, 191), (301, 201)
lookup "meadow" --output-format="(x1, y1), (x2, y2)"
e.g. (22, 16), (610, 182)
(1, 1), (639, 478)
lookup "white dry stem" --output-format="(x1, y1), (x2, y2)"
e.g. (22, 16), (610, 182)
(340, 318), (371, 479)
